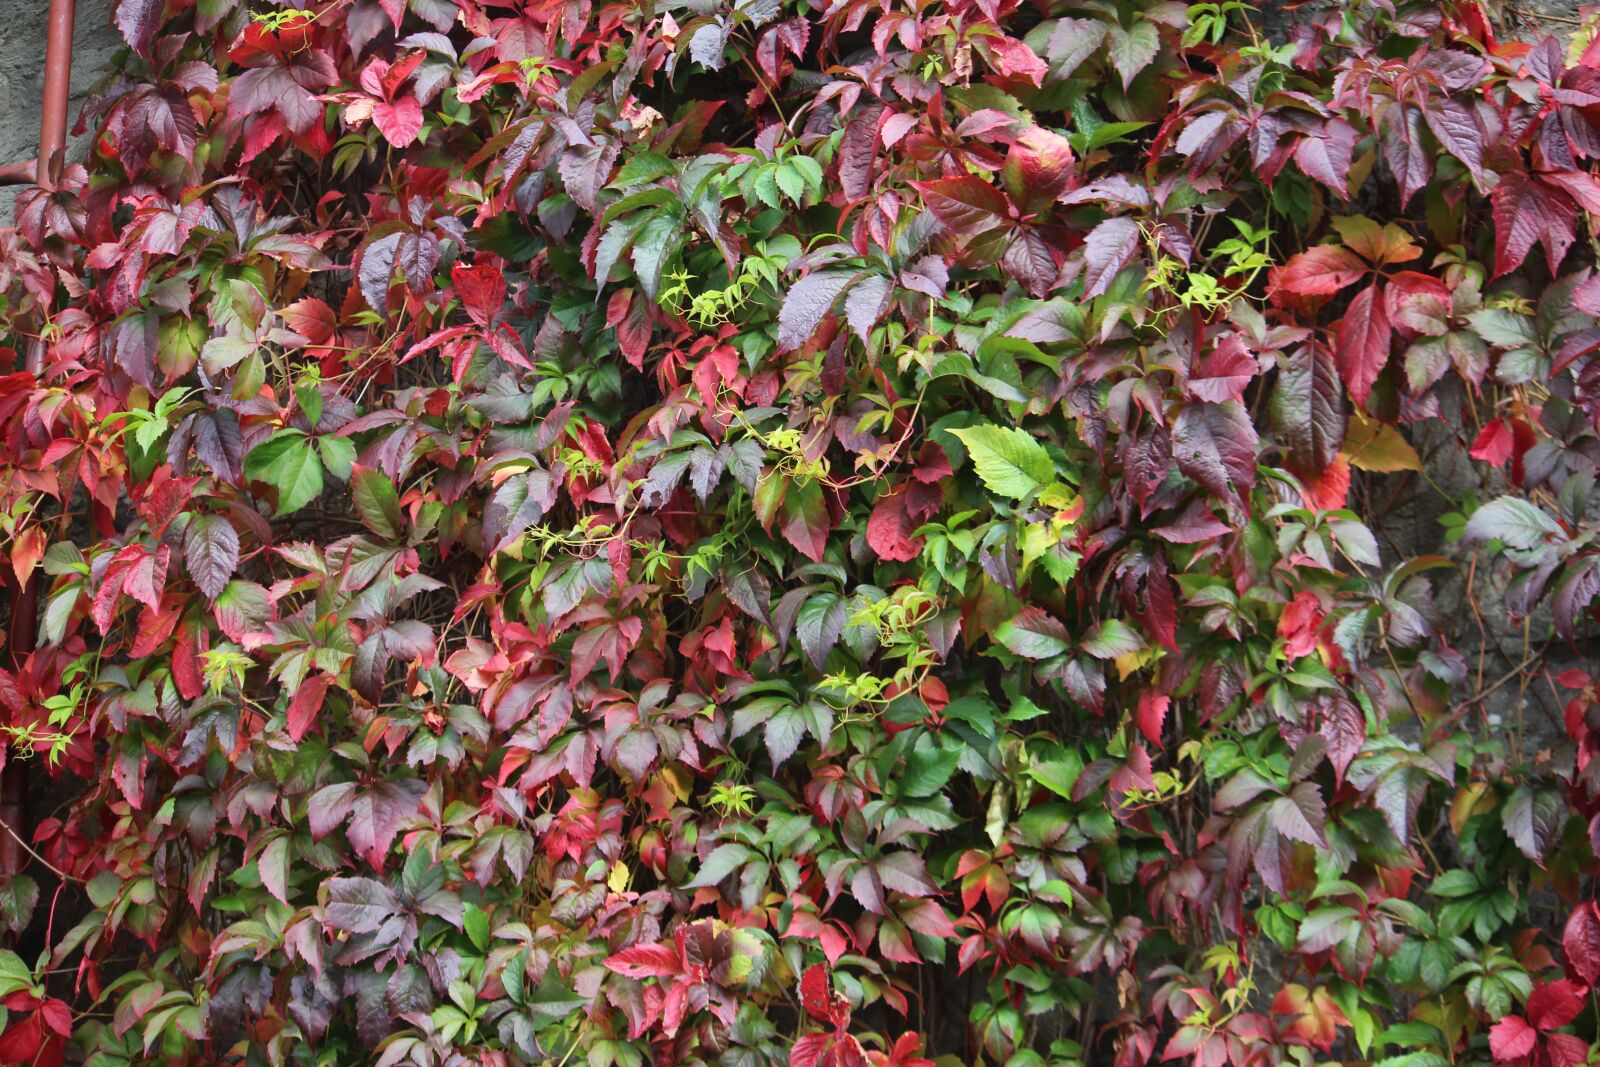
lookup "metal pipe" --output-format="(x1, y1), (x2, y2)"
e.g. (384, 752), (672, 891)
(38, 0), (77, 187)
(0, 160), (35, 186)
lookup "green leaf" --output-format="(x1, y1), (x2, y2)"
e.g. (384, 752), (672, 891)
(630, 212), (681, 300)
(995, 607), (1071, 659)
(244, 431), (323, 516)
(685, 842), (757, 888)
(1080, 619), (1144, 659)
(318, 435), (356, 481)
(1106, 18), (1158, 88)
(1030, 751), (1082, 800)
(200, 336), (255, 376)
(1463, 496), (1562, 550)
(901, 735), (962, 797)
(795, 592), (846, 670)
(463, 903), (491, 952)
(528, 972), (591, 1017)
(774, 161), (806, 205)
(611, 150), (677, 187)
(352, 466), (404, 540)
(950, 424), (1055, 499)
(1503, 785), (1563, 863)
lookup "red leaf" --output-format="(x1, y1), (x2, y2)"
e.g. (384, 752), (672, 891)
(1544, 168), (1600, 215)
(756, 18), (810, 81)
(173, 624), (204, 701)
(123, 545), (171, 611)
(1303, 455), (1351, 511)
(799, 964), (850, 1025)
(287, 673), (334, 742)
(867, 489), (925, 562)
(1564, 903), (1600, 986)
(1144, 551), (1179, 652)
(570, 617), (642, 681)
(1278, 591), (1324, 660)
(279, 297), (337, 344)
(911, 177), (1010, 239)
(369, 94), (428, 150)
(1267, 245), (1367, 301)
(452, 261), (506, 328)
(1528, 979), (1587, 1031)
(1384, 270), (1451, 336)
(1546, 1033), (1591, 1067)
(38, 1000), (71, 1039)
(791, 1033), (830, 1067)
(1001, 126), (1074, 213)
(1137, 692), (1169, 745)
(1489, 1016), (1537, 1061)
(0, 1014), (44, 1064)
(1469, 419), (1515, 466)
(606, 288), (651, 369)
(983, 35), (1047, 87)
(1189, 334), (1257, 403)
(1271, 983), (1347, 1052)
(1333, 283), (1391, 407)
(1492, 171), (1579, 277)
(604, 942), (683, 979)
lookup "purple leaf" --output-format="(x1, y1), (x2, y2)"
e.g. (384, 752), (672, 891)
(843, 275), (893, 345)
(184, 513), (240, 601)
(115, 0), (165, 56)
(396, 233), (441, 293)
(358, 232), (403, 312)
(347, 778), (427, 869)
(1423, 97), (1485, 183)
(1171, 401), (1258, 507)
(1268, 782), (1328, 848)
(1081, 217), (1142, 299)
(777, 270), (856, 352)
(1270, 343), (1345, 477)
(1294, 118), (1356, 198)
(325, 877), (400, 934)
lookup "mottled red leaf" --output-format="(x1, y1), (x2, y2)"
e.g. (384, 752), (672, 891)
(1334, 284), (1392, 406)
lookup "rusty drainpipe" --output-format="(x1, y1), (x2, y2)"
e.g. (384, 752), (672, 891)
(0, 0), (76, 881)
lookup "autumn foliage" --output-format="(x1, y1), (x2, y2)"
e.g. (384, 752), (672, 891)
(1, 0), (1600, 1064)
